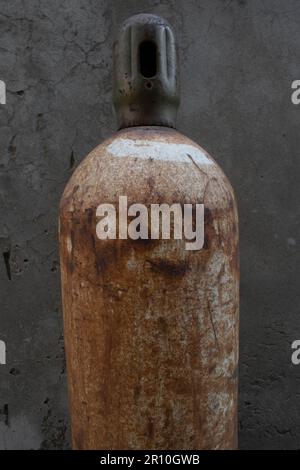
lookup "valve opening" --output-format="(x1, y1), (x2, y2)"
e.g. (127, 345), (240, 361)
(139, 40), (157, 78)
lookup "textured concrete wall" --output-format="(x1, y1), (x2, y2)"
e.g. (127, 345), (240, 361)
(0, 0), (299, 449)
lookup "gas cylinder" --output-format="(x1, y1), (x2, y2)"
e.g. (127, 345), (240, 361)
(59, 14), (239, 450)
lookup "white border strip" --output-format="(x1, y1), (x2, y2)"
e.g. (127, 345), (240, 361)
(107, 139), (212, 165)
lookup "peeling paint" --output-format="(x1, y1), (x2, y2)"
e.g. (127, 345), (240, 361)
(107, 139), (213, 165)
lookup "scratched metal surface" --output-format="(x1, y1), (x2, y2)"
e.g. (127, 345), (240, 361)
(60, 127), (239, 449)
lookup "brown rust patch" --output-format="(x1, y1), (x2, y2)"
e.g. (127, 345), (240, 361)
(146, 417), (154, 440)
(72, 429), (84, 450)
(204, 207), (213, 225)
(60, 184), (80, 213)
(203, 234), (210, 250)
(85, 207), (94, 225)
(94, 242), (123, 275)
(66, 258), (75, 274)
(146, 258), (189, 277)
(128, 237), (160, 250)
(133, 384), (141, 403)
(157, 316), (168, 335)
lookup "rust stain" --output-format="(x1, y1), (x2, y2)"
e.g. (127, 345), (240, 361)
(146, 258), (189, 277)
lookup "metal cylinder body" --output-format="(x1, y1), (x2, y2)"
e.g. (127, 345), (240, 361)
(59, 126), (239, 450)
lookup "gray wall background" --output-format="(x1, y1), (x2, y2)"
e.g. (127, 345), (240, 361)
(0, 0), (299, 450)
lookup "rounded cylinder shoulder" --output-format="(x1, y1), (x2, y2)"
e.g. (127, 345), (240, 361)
(60, 126), (236, 218)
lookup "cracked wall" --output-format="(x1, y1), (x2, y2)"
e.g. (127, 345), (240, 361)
(0, 0), (299, 449)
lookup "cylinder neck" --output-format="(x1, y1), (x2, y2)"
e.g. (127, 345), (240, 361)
(113, 14), (180, 130)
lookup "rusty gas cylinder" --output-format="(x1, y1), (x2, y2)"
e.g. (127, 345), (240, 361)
(59, 14), (239, 450)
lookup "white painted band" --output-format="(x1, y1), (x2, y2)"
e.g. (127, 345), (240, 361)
(107, 139), (213, 165)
